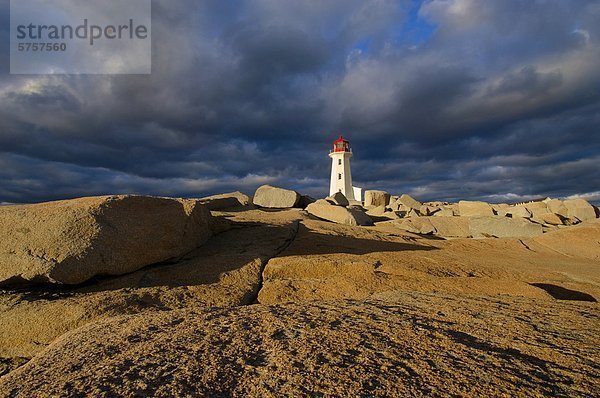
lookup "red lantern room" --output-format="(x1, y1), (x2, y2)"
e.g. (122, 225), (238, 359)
(332, 136), (351, 153)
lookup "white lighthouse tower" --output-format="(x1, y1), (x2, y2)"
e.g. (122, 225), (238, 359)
(329, 136), (360, 201)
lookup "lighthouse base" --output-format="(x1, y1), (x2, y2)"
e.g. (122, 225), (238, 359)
(352, 186), (363, 202)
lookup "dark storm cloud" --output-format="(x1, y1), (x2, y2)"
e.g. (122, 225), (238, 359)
(0, 0), (599, 204)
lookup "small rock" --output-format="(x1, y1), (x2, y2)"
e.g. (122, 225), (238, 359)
(326, 192), (350, 207)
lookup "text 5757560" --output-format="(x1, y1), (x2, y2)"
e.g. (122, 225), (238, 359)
(17, 42), (67, 52)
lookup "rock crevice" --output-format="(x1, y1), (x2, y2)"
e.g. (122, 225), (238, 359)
(253, 220), (300, 304)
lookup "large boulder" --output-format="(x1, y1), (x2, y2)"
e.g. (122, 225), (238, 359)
(306, 202), (373, 226)
(524, 201), (549, 209)
(252, 185), (301, 209)
(398, 194), (422, 210)
(492, 204), (511, 217)
(419, 205), (439, 216)
(509, 206), (532, 219)
(299, 195), (316, 209)
(388, 200), (403, 212)
(429, 217), (471, 238)
(364, 191), (390, 207)
(199, 191), (251, 210)
(523, 202), (551, 220)
(469, 216), (543, 238)
(563, 199), (597, 222)
(0, 196), (213, 286)
(540, 213), (567, 226)
(433, 207), (456, 217)
(458, 201), (495, 217)
(366, 205), (401, 220)
(326, 192), (349, 207)
(406, 208), (421, 218)
(546, 199), (569, 218)
(394, 218), (435, 235)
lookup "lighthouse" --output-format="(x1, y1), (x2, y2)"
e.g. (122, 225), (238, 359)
(329, 136), (361, 201)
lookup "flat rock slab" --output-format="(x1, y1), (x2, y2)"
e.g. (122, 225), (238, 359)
(430, 216), (471, 237)
(458, 201), (495, 217)
(394, 217), (436, 235)
(199, 191), (251, 210)
(1, 293), (597, 397)
(541, 213), (566, 226)
(509, 206), (532, 218)
(395, 216), (541, 239)
(469, 216), (543, 238)
(306, 202), (373, 226)
(528, 219), (600, 261)
(0, 196), (212, 286)
(259, 218), (600, 304)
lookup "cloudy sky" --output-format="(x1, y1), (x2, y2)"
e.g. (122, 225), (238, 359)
(1, 0), (599, 204)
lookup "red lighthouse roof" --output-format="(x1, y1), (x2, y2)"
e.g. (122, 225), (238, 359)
(332, 135), (351, 153)
(333, 135), (348, 145)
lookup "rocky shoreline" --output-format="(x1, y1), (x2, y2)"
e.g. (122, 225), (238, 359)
(0, 187), (598, 396)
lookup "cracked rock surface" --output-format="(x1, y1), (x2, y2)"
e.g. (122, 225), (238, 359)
(0, 209), (302, 375)
(1, 293), (597, 397)
(0, 206), (598, 396)
(259, 218), (600, 304)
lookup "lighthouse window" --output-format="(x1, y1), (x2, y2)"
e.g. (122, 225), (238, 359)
(338, 159), (342, 165)
(338, 174), (342, 180)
